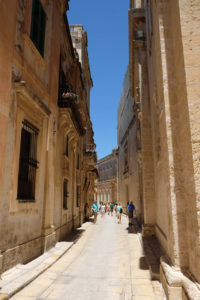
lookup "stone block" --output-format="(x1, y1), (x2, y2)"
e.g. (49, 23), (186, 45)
(42, 232), (56, 252)
(142, 225), (155, 237)
(160, 264), (182, 300)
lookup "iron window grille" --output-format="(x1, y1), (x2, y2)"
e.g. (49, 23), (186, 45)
(77, 154), (80, 169)
(65, 135), (69, 156)
(17, 120), (39, 202)
(30, 0), (46, 57)
(63, 179), (69, 209)
(76, 185), (81, 207)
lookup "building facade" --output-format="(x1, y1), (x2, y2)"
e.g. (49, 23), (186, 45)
(117, 68), (143, 222)
(95, 149), (118, 205)
(127, 0), (200, 298)
(0, 0), (96, 274)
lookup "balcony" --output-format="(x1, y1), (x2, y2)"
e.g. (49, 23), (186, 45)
(58, 92), (79, 108)
(83, 144), (97, 164)
(85, 144), (96, 153)
(58, 82), (86, 136)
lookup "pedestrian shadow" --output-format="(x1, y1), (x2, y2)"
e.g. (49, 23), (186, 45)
(139, 256), (149, 270)
(126, 218), (141, 234)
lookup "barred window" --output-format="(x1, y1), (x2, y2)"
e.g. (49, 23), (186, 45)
(30, 0), (46, 56)
(76, 185), (81, 207)
(17, 120), (39, 202)
(77, 153), (80, 169)
(63, 179), (68, 209)
(65, 135), (69, 156)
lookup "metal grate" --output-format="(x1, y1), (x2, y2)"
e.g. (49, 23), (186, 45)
(17, 120), (39, 202)
(76, 185), (81, 207)
(63, 179), (68, 209)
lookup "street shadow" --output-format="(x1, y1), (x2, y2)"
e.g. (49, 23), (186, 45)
(84, 216), (95, 223)
(65, 228), (85, 243)
(142, 235), (165, 279)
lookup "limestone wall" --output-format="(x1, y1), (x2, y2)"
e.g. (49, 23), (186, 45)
(0, 0), (96, 274)
(145, 0), (200, 295)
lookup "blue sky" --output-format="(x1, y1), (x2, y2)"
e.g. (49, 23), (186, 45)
(67, 0), (129, 160)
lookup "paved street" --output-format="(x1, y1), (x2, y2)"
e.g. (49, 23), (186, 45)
(11, 215), (164, 300)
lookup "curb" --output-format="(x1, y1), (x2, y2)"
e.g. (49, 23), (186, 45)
(0, 295), (8, 300)
(0, 242), (74, 299)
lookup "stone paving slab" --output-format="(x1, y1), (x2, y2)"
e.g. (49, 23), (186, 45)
(0, 241), (74, 298)
(1, 217), (166, 300)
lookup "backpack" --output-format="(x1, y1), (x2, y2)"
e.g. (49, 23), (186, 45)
(120, 207), (123, 213)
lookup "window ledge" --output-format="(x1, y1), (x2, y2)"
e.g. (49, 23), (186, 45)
(22, 33), (46, 69)
(9, 199), (38, 215)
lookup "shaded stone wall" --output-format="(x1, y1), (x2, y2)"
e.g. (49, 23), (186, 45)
(0, 0), (96, 274)
(128, 0), (200, 297)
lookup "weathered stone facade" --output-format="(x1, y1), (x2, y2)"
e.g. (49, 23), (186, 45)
(0, 0), (96, 274)
(95, 149), (118, 205)
(126, 0), (200, 298)
(117, 68), (143, 222)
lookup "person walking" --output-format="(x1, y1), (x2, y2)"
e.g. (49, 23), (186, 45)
(127, 201), (135, 226)
(114, 203), (118, 217)
(92, 201), (98, 223)
(117, 203), (123, 224)
(110, 202), (114, 216)
(100, 203), (106, 218)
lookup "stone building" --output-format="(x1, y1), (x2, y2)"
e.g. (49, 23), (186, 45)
(127, 0), (200, 298)
(95, 149), (118, 205)
(117, 68), (143, 222)
(0, 0), (96, 274)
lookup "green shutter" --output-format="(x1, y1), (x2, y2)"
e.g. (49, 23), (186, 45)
(30, 0), (46, 57)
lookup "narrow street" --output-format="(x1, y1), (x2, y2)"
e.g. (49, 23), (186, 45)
(10, 215), (164, 300)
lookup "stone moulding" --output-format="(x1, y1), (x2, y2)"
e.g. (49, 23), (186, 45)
(14, 81), (51, 116)
(58, 97), (86, 136)
(160, 257), (200, 300)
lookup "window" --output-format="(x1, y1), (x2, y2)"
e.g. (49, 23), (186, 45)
(30, 0), (46, 56)
(65, 135), (69, 156)
(63, 179), (68, 209)
(77, 154), (79, 169)
(17, 120), (39, 201)
(76, 185), (81, 207)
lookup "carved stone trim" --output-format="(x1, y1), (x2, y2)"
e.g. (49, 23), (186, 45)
(14, 81), (51, 116)
(15, 0), (27, 53)
(22, 33), (46, 68)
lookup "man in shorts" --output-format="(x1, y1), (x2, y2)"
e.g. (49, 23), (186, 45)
(127, 201), (135, 226)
